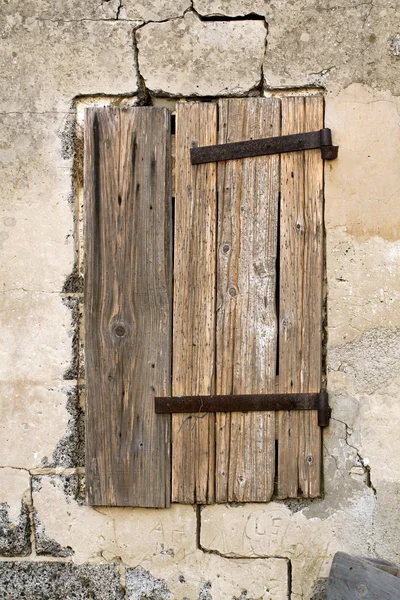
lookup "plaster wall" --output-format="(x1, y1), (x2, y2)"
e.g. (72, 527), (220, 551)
(1, 1), (400, 598)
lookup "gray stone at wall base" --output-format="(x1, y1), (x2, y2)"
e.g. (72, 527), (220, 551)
(310, 579), (328, 600)
(126, 567), (172, 600)
(0, 502), (30, 557)
(0, 562), (124, 600)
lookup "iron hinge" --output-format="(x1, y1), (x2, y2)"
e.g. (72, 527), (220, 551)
(155, 391), (331, 428)
(190, 128), (338, 165)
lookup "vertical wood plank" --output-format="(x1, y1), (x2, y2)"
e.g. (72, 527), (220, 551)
(277, 96), (323, 498)
(300, 96), (324, 496)
(215, 98), (280, 502)
(172, 102), (217, 504)
(85, 107), (172, 507)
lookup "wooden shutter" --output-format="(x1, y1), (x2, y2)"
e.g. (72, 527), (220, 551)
(84, 107), (172, 507)
(84, 97), (324, 507)
(171, 97), (324, 503)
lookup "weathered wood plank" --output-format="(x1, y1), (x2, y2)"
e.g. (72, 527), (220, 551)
(300, 96), (324, 497)
(277, 96), (305, 499)
(326, 552), (400, 599)
(215, 98), (280, 502)
(172, 102), (217, 504)
(277, 96), (323, 498)
(85, 107), (172, 507)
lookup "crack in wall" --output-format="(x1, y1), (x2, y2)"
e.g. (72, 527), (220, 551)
(331, 417), (377, 496)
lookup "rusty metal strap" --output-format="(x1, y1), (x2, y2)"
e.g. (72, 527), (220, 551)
(155, 392), (331, 427)
(190, 128), (338, 164)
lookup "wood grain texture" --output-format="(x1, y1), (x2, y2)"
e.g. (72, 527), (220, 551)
(172, 102), (217, 504)
(326, 552), (400, 599)
(215, 98), (280, 502)
(84, 107), (172, 507)
(277, 96), (323, 498)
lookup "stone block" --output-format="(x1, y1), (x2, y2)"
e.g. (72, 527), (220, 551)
(137, 12), (266, 96)
(0, 562), (124, 600)
(263, 1), (400, 95)
(122, 0), (190, 22)
(32, 475), (197, 563)
(0, 21), (138, 112)
(194, 0), (268, 17)
(0, 114), (74, 294)
(1, 0), (120, 20)
(0, 291), (73, 382)
(0, 382), (72, 469)
(0, 468), (31, 556)
(200, 501), (376, 600)
(126, 555), (288, 600)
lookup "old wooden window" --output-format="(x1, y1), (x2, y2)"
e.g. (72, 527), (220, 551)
(84, 96), (325, 507)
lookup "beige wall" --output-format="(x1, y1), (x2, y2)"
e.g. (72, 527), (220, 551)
(1, 1), (400, 598)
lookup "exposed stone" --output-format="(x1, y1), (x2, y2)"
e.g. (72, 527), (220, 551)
(199, 579), (212, 600)
(43, 386), (84, 468)
(310, 579), (328, 600)
(137, 12), (266, 96)
(0, 21), (139, 112)
(0, 562), (124, 600)
(390, 34), (400, 56)
(62, 297), (84, 382)
(122, 0), (190, 22)
(194, 0), (268, 17)
(0, 502), (30, 556)
(263, 1), (400, 95)
(126, 567), (172, 600)
(33, 475), (81, 556)
(33, 510), (74, 557)
(0, 468), (31, 557)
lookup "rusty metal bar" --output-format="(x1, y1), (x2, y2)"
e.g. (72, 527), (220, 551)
(155, 392), (331, 427)
(190, 128), (338, 164)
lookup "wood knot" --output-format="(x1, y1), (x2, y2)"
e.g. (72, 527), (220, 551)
(229, 287), (237, 297)
(113, 323), (127, 338)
